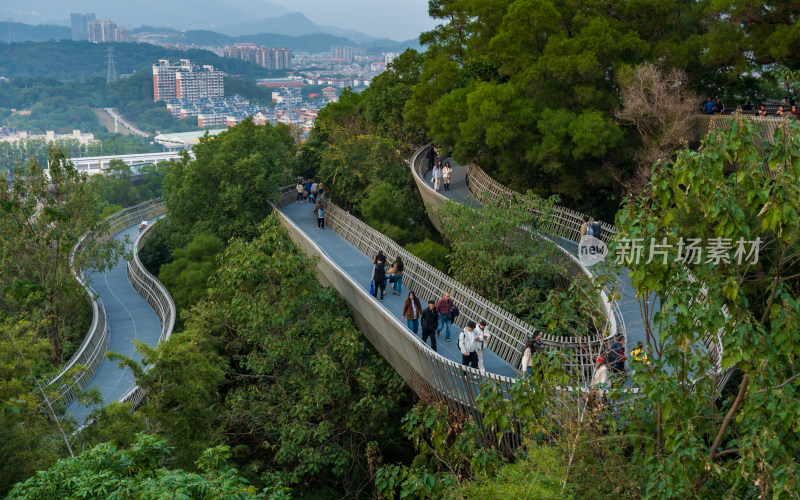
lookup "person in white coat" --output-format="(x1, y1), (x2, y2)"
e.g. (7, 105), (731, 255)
(590, 357), (610, 389)
(520, 330), (543, 376)
(475, 320), (490, 371)
(432, 160), (444, 192)
(458, 321), (479, 368)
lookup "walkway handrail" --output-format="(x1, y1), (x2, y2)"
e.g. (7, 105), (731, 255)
(279, 184), (602, 386)
(46, 199), (167, 407)
(118, 218), (176, 409)
(459, 151), (731, 389)
(410, 146), (620, 384)
(694, 114), (791, 149)
(272, 190), (528, 450)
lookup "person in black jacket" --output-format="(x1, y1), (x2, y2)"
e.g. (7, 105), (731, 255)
(371, 260), (387, 301)
(420, 300), (439, 352)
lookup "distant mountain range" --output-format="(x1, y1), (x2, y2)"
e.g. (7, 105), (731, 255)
(1, 21), (71, 43)
(221, 13), (377, 43)
(1, 15), (420, 54)
(4, 1), (416, 46)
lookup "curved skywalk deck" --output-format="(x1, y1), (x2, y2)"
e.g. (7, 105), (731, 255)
(66, 219), (163, 421)
(420, 161), (657, 355)
(279, 201), (519, 379)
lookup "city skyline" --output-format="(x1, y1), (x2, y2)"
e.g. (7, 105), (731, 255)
(6, 0), (438, 42)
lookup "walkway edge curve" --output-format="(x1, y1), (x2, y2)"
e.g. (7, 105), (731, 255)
(271, 189), (527, 450)
(46, 200), (169, 407)
(454, 148), (730, 390)
(117, 219), (177, 408)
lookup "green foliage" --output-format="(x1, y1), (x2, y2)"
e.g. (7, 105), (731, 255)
(377, 353), (568, 499)
(158, 233), (224, 314)
(105, 324), (228, 470)
(438, 192), (603, 336)
(91, 161), (170, 215)
(193, 214), (411, 492)
(404, 238), (450, 274)
(159, 119), (293, 248)
(599, 117), (800, 497)
(224, 77), (280, 106)
(7, 433), (282, 499)
(361, 49), (426, 143)
(445, 445), (568, 499)
(0, 73), (201, 136)
(0, 40), (270, 80)
(0, 147), (125, 363)
(0, 319), (73, 496)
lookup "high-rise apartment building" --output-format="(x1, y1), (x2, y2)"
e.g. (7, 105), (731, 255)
(224, 44), (292, 70)
(115, 27), (133, 43)
(70, 13), (96, 41)
(330, 46), (361, 63)
(87, 20), (116, 42)
(86, 19), (133, 43)
(153, 59), (224, 102)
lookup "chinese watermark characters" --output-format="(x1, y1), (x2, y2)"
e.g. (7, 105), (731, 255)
(613, 237), (761, 266)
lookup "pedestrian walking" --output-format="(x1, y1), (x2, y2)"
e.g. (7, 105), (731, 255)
(403, 291), (422, 334)
(371, 258), (387, 301)
(520, 330), (542, 376)
(311, 181), (319, 202)
(590, 357), (611, 389)
(432, 160), (444, 192)
(436, 293), (454, 341)
(426, 145), (436, 174)
(317, 204), (325, 230)
(296, 182), (304, 202)
(420, 300), (438, 352)
(388, 256), (405, 295)
(608, 334), (626, 378)
(579, 216), (589, 240)
(305, 178), (313, 198)
(475, 320), (490, 371)
(443, 161), (452, 191)
(373, 250), (387, 266)
(459, 320), (479, 369)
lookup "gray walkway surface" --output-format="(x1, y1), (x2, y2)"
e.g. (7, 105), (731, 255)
(66, 219), (162, 422)
(425, 161), (657, 354)
(280, 201), (518, 379)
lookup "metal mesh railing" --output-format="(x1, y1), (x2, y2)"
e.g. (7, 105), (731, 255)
(119, 220), (177, 409)
(694, 114), (788, 148)
(46, 199), (167, 406)
(273, 190), (526, 450)
(452, 149), (730, 390)
(409, 146), (621, 383)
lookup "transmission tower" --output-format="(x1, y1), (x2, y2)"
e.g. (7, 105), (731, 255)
(106, 47), (118, 84)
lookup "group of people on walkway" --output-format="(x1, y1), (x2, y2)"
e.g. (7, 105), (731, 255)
(296, 179), (325, 204)
(590, 335), (650, 390)
(431, 160), (453, 192)
(370, 250), (404, 301)
(579, 216), (604, 241)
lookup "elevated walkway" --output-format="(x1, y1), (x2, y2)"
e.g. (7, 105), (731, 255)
(279, 201), (518, 379)
(420, 158), (654, 356)
(64, 219), (163, 421)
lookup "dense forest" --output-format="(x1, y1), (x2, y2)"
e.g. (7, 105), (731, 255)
(0, 40), (276, 80)
(2, 0), (800, 498)
(0, 72), (202, 135)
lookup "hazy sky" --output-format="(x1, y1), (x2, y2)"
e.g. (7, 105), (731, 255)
(269, 0), (438, 41)
(5, 0), (440, 42)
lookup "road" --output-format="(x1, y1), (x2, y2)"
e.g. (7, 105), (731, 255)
(100, 108), (151, 137)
